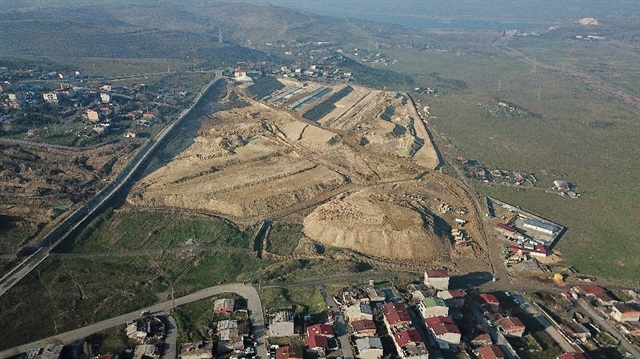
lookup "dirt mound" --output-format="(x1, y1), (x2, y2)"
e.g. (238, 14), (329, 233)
(128, 103), (348, 219)
(303, 186), (450, 261)
(578, 17), (598, 26)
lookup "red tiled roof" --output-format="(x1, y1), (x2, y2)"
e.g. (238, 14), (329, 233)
(613, 302), (640, 314)
(425, 316), (460, 335)
(595, 291), (618, 303)
(557, 353), (588, 359)
(382, 302), (411, 326)
(351, 319), (376, 333)
(497, 223), (516, 233)
(498, 317), (526, 333)
(307, 323), (334, 337)
(425, 316), (454, 327)
(394, 328), (422, 347)
(275, 345), (303, 359)
(477, 345), (505, 359)
(471, 333), (492, 344)
(426, 269), (449, 278)
(478, 293), (500, 306)
(448, 289), (464, 298)
(578, 285), (606, 295)
(304, 335), (328, 349)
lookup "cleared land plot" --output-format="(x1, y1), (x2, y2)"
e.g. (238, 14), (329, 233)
(261, 286), (326, 321)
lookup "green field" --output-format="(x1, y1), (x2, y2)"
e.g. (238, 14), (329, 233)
(265, 223), (304, 256)
(384, 31), (640, 285)
(261, 286), (327, 322)
(61, 209), (253, 253)
(0, 205), (380, 350)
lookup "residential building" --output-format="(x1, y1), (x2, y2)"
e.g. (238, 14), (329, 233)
(352, 319), (377, 337)
(424, 269), (449, 290)
(355, 337), (384, 359)
(437, 289), (465, 308)
(124, 129), (138, 138)
(100, 92), (111, 103)
(86, 109), (100, 122)
(216, 319), (239, 341)
(307, 323), (334, 337)
(345, 303), (373, 321)
(470, 333), (492, 347)
(418, 297), (449, 318)
(269, 310), (295, 337)
(497, 316), (526, 337)
(304, 335), (328, 352)
(425, 316), (461, 349)
(576, 285), (606, 296)
(595, 291), (619, 305)
(213, 298), (235, 314)
(382, 302), (411, 330)
(365, 287), (386, 302)
(26, 345), (63, 359)
(275, 345), (304, 359)
(43, 92), (60, 103)
(560, 322), (591, 340)
(610, 303), (640, 322)
(557, 353), (588, 359)
(477, 345), (506, 359)
(393, 328), (429, 359)
(478, 293), (500, 308)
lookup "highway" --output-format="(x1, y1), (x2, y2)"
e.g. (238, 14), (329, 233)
(0, 283), (265, 359)
(0, 70), (223, 298)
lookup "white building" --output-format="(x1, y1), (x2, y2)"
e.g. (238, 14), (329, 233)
(417, 297), (449, 318)
(355, 337), (384, 359)
(43, 92), (60, 103)
(100, 92), (111, 103)
(424, 269), (449, 290)
(269, 310), (295, 337)
(345, 303), (373, 321)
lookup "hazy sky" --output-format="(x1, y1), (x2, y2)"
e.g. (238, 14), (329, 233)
(239, 0), (639, 24)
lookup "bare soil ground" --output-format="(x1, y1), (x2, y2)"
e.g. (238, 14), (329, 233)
(0, 141), (142, 252)
(129, 79), (487, 267)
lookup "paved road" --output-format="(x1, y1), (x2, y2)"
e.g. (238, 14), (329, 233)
(0, 70), (223, 298)
(577, 298), (640, 358)
(512, 294), (576, 353)
(320, 287), (353, 359)
(0, 283), (265, 359)
(161, 316), (178, 359)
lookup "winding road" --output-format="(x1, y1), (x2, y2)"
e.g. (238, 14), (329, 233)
(0, 283), (265, 359)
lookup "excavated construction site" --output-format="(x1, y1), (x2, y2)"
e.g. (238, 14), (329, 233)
(128, 79), (490, 269)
